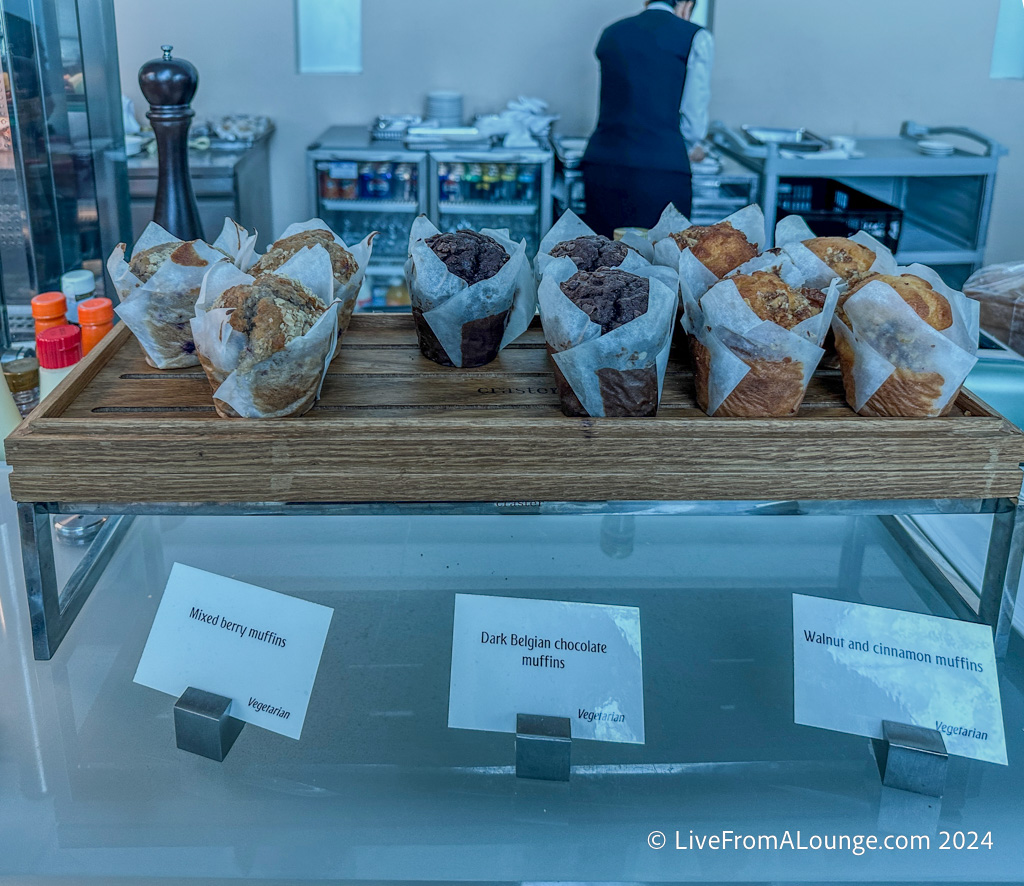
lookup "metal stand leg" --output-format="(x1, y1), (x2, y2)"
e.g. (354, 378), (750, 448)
(174, 688), (244, 762)
(18, 502), (134, 660)
(516, 714), (571, 782)
(980, 471), (1024, 659)
(873, 720), (948, 798)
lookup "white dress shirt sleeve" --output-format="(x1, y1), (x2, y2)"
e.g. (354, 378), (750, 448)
(680, 28), (714, 151)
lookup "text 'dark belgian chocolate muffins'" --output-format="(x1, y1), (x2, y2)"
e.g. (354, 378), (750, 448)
(406, 217), (535, 368)
(538, 261), (677, 418)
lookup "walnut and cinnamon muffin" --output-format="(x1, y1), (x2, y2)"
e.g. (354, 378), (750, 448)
(803, 237), (877, 282)
(670, 221), (758, 278)
(843, 273), (953, 331)
(731, 271), (826, 330)
(252, 229), (358, 291)
(550, 235), (634, 273)
(425, 229), (509, 284)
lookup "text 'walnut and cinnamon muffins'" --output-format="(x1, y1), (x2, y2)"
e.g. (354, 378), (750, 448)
(190, 244), (341, 419)
(406, 216), (536, 368)
(832, 267), (979, 417)
(682, 267), (840, 417)
(107, 219), (258, 369)
(539, 260), (677, 417)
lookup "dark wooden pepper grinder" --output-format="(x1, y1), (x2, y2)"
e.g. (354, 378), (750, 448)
(139, 45), (203, 240)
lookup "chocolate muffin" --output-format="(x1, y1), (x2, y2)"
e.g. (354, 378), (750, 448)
(549, 235), (633, 273)
(426, 230), (509, 285)
(559, 269), (650, 335)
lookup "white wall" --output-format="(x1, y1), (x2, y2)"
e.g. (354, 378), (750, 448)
(114, 0), (1024, 263)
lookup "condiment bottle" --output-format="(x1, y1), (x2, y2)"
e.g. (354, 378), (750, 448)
(78, 297), (114, 355)
(2, 357), (40, 417)
(61, 269), (96, 324)
(37, 325), (83, 399)
(31, 292), (69, 338)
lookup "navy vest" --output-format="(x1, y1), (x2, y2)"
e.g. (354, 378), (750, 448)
(584, 10), (701, 173)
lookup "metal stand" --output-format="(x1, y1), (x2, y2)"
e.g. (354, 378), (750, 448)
(18, 503), (134, 660)
(174, 687), (244, 762)
(515, 714), (571, 782)
(873, 720), (948, 798)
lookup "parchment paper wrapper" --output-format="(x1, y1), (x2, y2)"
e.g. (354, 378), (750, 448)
(258, 219), (375, 335)
(775, 215), (898, 289)
(190, 245), (340, 419)
(832, 264), (980, 417)
(649, 204), (766, 304)
(106, 219), (259, 369)
(405, 217), (535, 367)
(539, 257), (676, 417)
(682, 270), (840, 417)
(536, 209), (659, 280)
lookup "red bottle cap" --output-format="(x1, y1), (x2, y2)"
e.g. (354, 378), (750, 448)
(78, 297), (114, 324)
(36, 325), (83, 370)
(31, 291), (67, 320)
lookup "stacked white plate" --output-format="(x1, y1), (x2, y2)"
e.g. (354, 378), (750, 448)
(917, 139), (955, 157)
(426, 91), (464, 127)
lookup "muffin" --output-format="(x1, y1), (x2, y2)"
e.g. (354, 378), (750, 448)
(845, 273), (953, 331)
(252, 229), (358, 291)
(732, 271), (827, 330)
(552, 269), (659, 417)
(671, 221), (758, 278)
(550, 235), (634, 273)
(803, 237), (877, 283)
(202, 274), (329, 417)
(425, 230), (510, 284)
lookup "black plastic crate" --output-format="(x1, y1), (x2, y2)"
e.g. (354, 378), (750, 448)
(777, 178), (903, 251)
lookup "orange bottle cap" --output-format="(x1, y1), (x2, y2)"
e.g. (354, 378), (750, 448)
(78, 297), (114, 324)
(31, 291), (67, 320)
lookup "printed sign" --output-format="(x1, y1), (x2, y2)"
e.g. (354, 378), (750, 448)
(793, 594), (1006, 765)
(135, 564), (333, 740)
(448, 594), (645, 744)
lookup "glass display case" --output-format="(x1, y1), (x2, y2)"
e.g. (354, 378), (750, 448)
(429, 147), (553, 258)
(0, 0), (131, 345)
(307, 127), (553, 312)
(307, 126), (429, 312)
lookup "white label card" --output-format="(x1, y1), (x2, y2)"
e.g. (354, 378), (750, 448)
(448, 594), (644, 744)
(792, 594), (1006, 765)
(134, 564), (333, 740)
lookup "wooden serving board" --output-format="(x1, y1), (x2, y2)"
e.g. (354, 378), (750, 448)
(7, 315), (1024, 503)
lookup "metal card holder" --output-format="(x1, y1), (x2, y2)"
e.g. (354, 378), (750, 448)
(515, 713), (571, 782)
(873, 720), (948, 798)
(174, 687), (245, 762)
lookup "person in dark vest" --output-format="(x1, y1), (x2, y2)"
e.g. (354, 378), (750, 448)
(582, 0), (714, 237)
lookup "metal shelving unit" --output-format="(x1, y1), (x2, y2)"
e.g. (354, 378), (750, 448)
(711, 120), (1006, 290)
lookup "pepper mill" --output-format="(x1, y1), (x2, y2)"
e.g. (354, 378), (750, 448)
(138, 45), (203, 241)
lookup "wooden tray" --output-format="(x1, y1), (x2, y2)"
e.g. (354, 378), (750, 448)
(8, 315), (1024, 503)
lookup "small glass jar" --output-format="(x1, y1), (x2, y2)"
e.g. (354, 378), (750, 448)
(2, 357), (41, 417)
